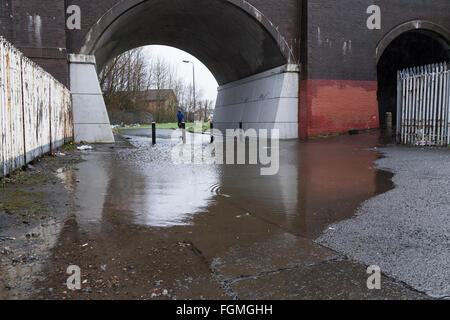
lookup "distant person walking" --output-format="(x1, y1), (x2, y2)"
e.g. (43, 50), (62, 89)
(177, 110), (184, 128)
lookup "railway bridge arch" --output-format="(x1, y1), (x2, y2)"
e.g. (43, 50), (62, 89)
(69, 0), (299, 142)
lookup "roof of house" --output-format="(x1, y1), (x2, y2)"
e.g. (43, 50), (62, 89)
(135, 89), (177, 103)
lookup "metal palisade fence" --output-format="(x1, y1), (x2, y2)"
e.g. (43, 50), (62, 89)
(397, 62), (450, 146)
(0, 37), (73, 177)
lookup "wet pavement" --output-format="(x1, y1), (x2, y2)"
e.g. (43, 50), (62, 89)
(0, 130), (434, 299)
(318, 146), (450, 298)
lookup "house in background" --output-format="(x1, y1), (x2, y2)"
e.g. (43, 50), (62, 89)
(135, 89), (179, 123)
(134, 90), (178, 113)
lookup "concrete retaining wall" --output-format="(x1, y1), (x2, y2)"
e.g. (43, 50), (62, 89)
(214, 65), (299, 139)
(0, 37), (73, 177)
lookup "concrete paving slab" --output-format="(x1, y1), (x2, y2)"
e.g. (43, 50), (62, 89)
(230, 260), (429, 300)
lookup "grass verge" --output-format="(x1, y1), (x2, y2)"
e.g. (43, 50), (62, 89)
(116, 122), (211, 133)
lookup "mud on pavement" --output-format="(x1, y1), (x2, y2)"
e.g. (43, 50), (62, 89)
(0, 148), (83, 299)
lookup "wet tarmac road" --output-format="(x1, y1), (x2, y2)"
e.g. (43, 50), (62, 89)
(1, 131), (430, 299)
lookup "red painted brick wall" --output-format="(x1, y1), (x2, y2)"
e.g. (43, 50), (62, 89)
(300, 79), (379, 138)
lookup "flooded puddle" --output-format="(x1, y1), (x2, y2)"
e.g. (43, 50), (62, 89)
(2, 131), (406, 300)
(72, 131), (392, 238)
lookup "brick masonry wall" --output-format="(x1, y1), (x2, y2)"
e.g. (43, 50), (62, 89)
(65, 0), (300, 59)
(66, 0), (118, 53)
(300, 0), (450, 138)
(2, 0), (301, 103)
(305, 0), (450, 80)
(300, 79), (379, 137)
(0, 0), (68, 85)
(246, 0), (300, 59)
(0, 0), (13, 40)
(65, 0), (301, 82)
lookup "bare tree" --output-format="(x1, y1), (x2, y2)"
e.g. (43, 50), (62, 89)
(99, 48), (150, 112)
(146, 56), (175, 122)
(99, 47), (212, 124)
(199, 99), (214, 122)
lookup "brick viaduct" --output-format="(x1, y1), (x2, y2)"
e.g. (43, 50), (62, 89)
(1, 0), (449, 142)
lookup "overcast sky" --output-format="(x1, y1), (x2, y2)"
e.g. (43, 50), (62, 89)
(142, 45), (219, 103)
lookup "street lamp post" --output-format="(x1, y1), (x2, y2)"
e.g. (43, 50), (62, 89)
(183, 60), (196, 123)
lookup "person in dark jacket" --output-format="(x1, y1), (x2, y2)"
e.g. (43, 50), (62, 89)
(177, 110), (184, 128)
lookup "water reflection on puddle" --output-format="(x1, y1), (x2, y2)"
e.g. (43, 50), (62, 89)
(68, 131), (393, 237)
(73, 134), (219, 228)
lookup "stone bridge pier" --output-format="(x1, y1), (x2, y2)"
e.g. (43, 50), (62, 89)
(69, 54), (114, 143)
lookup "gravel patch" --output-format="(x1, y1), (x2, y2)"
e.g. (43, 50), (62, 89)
(317, 147), (450, 298)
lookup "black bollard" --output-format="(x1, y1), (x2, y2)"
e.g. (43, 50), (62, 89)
(239, 121), (243, 142)
(152, 122), (156, 145)
(182, 122), (186, 144)
(210, 122), (214, 143)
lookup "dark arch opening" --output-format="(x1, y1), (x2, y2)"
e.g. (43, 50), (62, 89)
(377, 29), (450, 127)
(80, 0), (293, 85)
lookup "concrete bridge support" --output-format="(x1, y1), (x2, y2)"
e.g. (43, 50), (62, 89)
(69, 54), (114, 143)
(214, 65), (299, 139)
